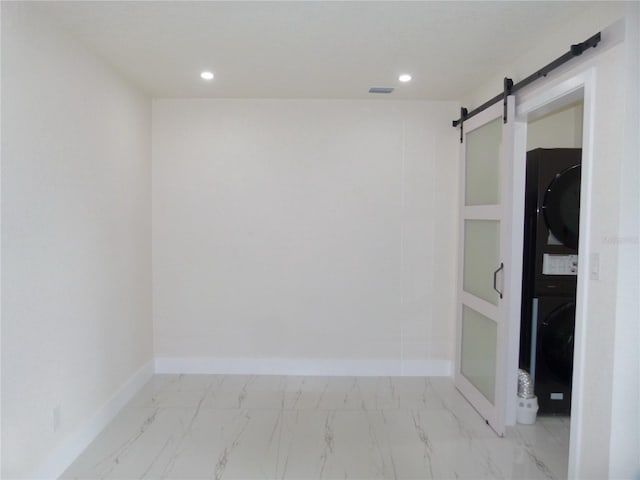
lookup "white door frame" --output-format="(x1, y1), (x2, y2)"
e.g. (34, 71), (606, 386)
(506, 68), (596, 480)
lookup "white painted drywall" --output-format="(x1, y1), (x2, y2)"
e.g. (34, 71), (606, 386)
(608, 8), (640, 480)
(462, 3), (639, 478)
(152, 99), (459, 372)
(1, 4), (152, 478)
(527, 102), (583, 150)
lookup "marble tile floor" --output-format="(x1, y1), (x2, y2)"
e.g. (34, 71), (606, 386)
(62, 375), (570, 480)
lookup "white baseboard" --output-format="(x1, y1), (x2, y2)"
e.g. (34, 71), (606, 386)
(33, 360), (154, 480)
(154, 357), (452, 377)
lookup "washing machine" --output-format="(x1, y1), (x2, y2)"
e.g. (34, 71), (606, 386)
(519, 148), (581, 415)
(531, 296), (575, 414)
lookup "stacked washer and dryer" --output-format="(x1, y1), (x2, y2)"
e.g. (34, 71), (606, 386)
(520, 148), (581, 415)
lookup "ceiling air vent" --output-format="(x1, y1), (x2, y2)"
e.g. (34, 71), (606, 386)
(368, 87), (394, 94)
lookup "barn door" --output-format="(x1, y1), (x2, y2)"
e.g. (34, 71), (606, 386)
(454, 98), (515, 436)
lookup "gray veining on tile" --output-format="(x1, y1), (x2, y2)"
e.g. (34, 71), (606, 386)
(61, 375), (569, 480)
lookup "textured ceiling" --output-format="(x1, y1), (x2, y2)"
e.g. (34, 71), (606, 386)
(37, 1), (608, 99)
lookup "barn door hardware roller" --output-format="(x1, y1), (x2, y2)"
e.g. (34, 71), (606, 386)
(503, 77), (513, 124)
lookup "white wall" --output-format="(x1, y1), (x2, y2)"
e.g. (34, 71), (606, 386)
(152, 99), (459, 375)
(1, 4), (152, 478)
(526, 102), (583, 150)
(462, 3), (639, 478)
(608, 4), (640, 478)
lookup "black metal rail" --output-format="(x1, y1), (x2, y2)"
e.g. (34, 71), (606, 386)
(452, 32), (601, 141)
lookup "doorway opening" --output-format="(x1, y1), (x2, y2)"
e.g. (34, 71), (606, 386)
(509, 70), (595, 479)
(518, 100), (584, 476)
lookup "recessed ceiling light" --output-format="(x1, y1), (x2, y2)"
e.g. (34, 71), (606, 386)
(200, 71), (214, 80)
(398, 74), (412, 82)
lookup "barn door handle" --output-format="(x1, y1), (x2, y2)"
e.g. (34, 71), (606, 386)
(493, 262), (504, 299)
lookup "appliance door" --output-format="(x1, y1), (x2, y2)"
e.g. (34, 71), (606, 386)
(535, 298), (575, 414)
(540, 301), (575, 384)
(543, 164), (581, 250)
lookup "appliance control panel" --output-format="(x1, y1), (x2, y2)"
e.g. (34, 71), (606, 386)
(542, 254), (578, 275)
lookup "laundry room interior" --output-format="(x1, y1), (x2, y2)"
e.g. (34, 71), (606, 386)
(520, 100), (584, 429)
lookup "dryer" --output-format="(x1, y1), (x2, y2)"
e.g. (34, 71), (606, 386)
(520, 148), (581, 415)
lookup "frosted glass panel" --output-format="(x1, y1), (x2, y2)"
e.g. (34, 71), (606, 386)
(461, 305), (496, 404)
(464, 220), (500, 305)
(465, 117), (501, 205)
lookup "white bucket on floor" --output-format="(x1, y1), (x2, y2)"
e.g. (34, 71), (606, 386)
(517, 396), (538, 424)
